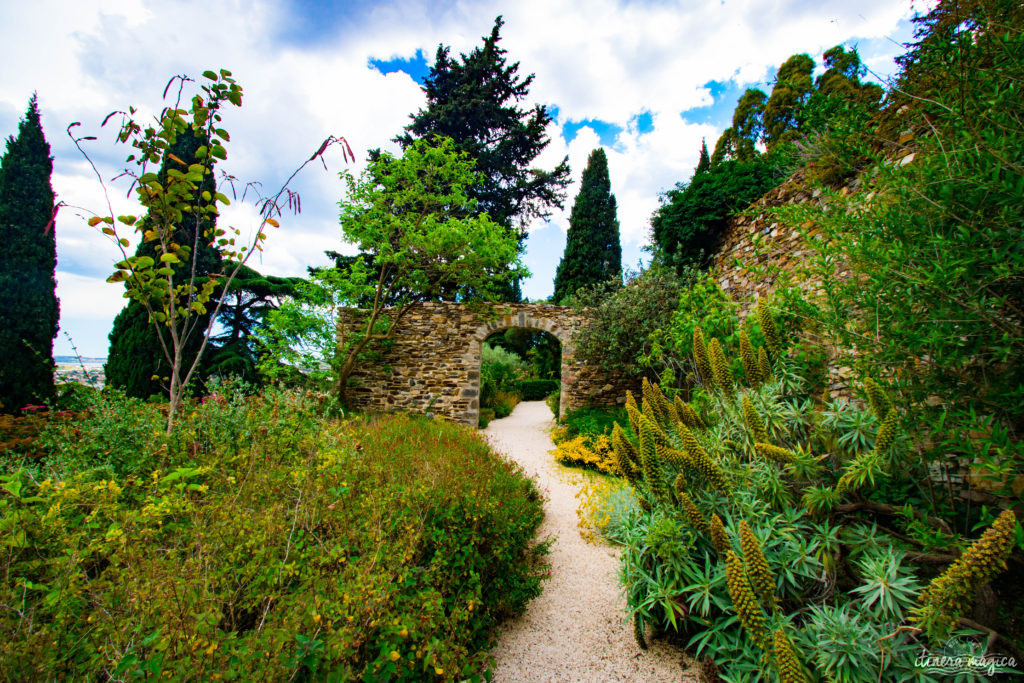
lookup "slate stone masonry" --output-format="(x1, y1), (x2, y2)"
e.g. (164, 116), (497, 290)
(337, 302), (636, 426)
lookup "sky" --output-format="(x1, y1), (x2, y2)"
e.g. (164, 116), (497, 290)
(0, 0), (929, 357)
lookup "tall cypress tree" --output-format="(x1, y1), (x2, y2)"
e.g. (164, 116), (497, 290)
(552, 148), (621, 303)
(695, 139), (711, 176)
(105, 128), (221, 398)
(397, 16), (570, 301)
(0, 95), (58, 412)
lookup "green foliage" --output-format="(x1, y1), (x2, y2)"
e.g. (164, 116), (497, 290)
(568, 266), (683, 375)
(0, 389), (548, 680)
(0, 95), (57, 412)
(262, 137), (524, 403)
(773, 0), (1024, 509)
(561, 406), (628, 439)
(478, 343), (524, 422)
(651, 158), (779, 270)
(398, 16), (570, 300)
(545, 387), (560, 419)
(486, 328), (561, 379)
(763, 54), (815, 149)
(601, 292), (1021, 676)
(710, 88), (767, 165)
(517, 379), (559, 401)
(552, 147), (622, 303)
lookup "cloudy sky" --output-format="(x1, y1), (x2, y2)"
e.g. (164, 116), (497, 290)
(1, 0), (927, 357)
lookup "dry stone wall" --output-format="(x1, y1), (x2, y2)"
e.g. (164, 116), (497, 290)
(337, 302), (636, 426)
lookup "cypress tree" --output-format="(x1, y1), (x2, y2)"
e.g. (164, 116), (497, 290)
(398, 16), (570, 301)
(105, 128), (221, 398)
(0, 95), (57, 412)
(552, 148), (622, 303)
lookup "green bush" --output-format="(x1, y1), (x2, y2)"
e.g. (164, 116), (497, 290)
(480, 343), (524, 408)
(545, 388), (559, 419)
(606, 304), (1020, 676)
(490, 389), (520, 420)
(562, 407), (628, 440)
(0, 390), (548, 680)
(517, 379), (559, 401)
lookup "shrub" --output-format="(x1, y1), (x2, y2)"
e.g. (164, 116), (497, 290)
(0, 390), (548, 680)
(517, 379), (559, 401)
(562, 407), (628, 440)
(490, 389), (520, 420)
(545, 388), (560, 419)
(604, 301), (1021, 676)
(552, 433), (619, 477)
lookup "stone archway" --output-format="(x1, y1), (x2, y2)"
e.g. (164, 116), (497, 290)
(337, 302), (636, 425)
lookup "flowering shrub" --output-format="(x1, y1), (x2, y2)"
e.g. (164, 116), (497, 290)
(552, 433), (619, 476)
(0, 389), (548, 680)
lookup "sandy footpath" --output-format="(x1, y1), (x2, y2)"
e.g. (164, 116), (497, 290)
(483, 401), (692, 682)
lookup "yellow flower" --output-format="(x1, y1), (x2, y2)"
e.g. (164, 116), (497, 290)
(389, 650), (400, 662)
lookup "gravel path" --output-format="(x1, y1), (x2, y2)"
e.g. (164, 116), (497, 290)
(484, 401), (692, 682)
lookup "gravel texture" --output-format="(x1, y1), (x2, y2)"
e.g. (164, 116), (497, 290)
(484, 401), (693, 682)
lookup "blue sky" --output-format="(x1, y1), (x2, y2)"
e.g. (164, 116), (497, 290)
(0, 0), (927, 356)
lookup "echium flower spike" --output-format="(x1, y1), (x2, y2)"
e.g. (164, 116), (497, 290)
(708, 338), (733, 395)
(625, 390), (638, 413)
(755, 442), (796, 464)
(710, 514), (728, 554)
(633, 613), (647, 650)
(638, 418), (669, 503)
(739, 520), (777, 608)
(740, 329), (761, 386)
(625, 402), (643, 437)
(915, 509), (1017, 636)
(693, 326), (714, 390)
(742, 395), (770, 444)
(874, 408), (898, 454)
(641, 378), (666, 424)
(677, 486), (709, 534)
(757, 299), (782, 359)
(726, 550), (769, 649)
(864, 377), (892, 421)
(678, 423), (729, 492)
(674, 396), (706, 430)
(612, 423), (641, 484)
(758, 346), (772, 381)
(773, 628), (809, 683)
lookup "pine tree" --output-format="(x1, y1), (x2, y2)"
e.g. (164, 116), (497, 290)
(552, 148), (621, 303)
(105, 127), (221, 398)
(0, 95), (57, 412)
(397, 16), (570, 300)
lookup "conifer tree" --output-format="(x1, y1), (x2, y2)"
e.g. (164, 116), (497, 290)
(105, 127), (221, 398)
(763, 53), (815, 148)
(695, 138), (711, 176)
(397, 16), (570, 300)
(0, 95), (57, 412)
(552, 148), (621, 303)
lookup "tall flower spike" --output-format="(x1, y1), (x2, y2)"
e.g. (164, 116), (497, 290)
(675, 396), (706, 430)
(739, 520), (777, 607)
(740, 329), (761, 386)
(773, 629), (809, 683)
(916, 509), (1017, 635)
(693, 326), (714, 390)
(726, 550), (769, 649)
(677, 487), (710, 534)
(742, 395), (770, 444)
(710, 514), (728, 554)
(626, 402), (643, 437)
(641, 378), (666, 423)
(874, 408), (898, 454)
(864, 378), (892, 421)
(612, 423), (641, 484)
(708, 338), (733, 395)
(641, 396), (665, 429)
(757, 299), (782, 359)
(758, 346), (772, 382)
(755, 442), (796, 464)
(638, 418), (669, 503)
(678, 423), (729, 491)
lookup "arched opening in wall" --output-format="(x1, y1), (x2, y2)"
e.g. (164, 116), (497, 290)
(477, 326), (563, 428)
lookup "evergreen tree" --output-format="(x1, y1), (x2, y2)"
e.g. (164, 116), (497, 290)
(397, 16), (570, 300)
(0, 95), (57, 412)
(710, 88), (767, 166)
(695, 138), (711, 176)
(763, 53), (815, 148)
(552, 148), (621, 303)
(105, 128), (221, 398)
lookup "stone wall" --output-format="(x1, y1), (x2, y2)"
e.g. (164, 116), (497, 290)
(708, 167), (864, 397)
(337, 302), (636, 426)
